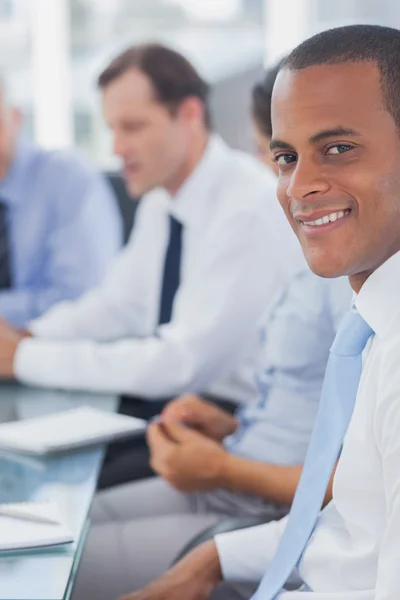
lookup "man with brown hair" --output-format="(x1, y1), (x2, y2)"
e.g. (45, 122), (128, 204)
(0, 44), (302, 483)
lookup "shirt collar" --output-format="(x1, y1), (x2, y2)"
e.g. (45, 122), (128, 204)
(167, 134), (229, 226)
(355, 249), (400, 336)
(0, 137), (36, 206)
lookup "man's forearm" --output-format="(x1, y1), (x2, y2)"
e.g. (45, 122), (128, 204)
(217, 454), (335, 506)
(119, 540), (222, 600)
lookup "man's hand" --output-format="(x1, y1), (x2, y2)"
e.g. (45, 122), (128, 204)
(0, 318), (26, 377)
(118, 540), (222, 600)
(161, 394), (238, 442)
(147, 418), (229, 492)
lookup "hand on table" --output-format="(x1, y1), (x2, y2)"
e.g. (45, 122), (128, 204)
(161, 394), (238, 442)
(0, 318), (27, 377)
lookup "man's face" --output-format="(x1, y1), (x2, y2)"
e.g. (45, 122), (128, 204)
(271, 62), (400, 285)
(102, 69), (190, 197)
(0, 99), (19, 180)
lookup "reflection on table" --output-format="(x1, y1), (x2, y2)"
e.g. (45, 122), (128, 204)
(0, 383), (118, 600)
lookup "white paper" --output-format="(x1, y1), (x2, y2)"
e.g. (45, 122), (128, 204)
(0, 501), (73, 551)
(0, 405), (147, 454)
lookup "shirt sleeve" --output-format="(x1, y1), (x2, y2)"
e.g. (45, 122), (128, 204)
(15, 208), (278, 397)
(25, 197), (158, 342)
(372, 342), (400, 600)
(225, 273), (339, 464)
(0, 170), (122, 328)
(215, 517), (288, 582)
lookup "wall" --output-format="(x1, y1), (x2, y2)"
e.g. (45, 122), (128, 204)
(211, 64), (263, 153)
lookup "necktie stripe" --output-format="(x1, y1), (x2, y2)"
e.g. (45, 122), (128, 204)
(158, 215), (182, 326)
(0, 202), (12, 289)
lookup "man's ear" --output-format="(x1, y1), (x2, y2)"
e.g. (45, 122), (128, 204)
(177, 96), (205, 126)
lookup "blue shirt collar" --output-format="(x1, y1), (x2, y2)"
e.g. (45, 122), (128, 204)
(0, 137), (37, 206)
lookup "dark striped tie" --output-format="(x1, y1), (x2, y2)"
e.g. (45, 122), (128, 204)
(158, 215), (182, 326)
(0, 202), (11, 289)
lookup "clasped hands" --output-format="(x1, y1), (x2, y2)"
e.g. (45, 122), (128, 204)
(120, 397), (232, 600)
(147, 394), (238, 492)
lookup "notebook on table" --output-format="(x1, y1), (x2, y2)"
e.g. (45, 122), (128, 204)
(0, 500), (73, 552)
(0, 405), (147, 455)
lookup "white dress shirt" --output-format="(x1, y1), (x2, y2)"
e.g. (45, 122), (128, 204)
(215, 249), (400, 598)
(14, 135), (303, 402)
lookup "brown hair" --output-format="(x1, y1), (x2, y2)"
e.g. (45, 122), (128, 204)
(98, 43), (211, 129)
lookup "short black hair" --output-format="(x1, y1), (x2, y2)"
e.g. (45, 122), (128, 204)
(251, 58), (285, 138)
(283, 24), (400, 129)
(98, 43), (211, 129)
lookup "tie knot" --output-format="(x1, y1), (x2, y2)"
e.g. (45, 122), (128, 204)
(331, 308), (374, 357)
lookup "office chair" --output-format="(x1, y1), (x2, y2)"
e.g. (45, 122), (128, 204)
(105, 172), (139, 244)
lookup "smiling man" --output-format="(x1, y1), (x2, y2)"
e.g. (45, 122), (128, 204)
(117, 24), (400, 600)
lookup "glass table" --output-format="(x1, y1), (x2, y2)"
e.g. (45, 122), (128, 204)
(0, 383), (118, 600)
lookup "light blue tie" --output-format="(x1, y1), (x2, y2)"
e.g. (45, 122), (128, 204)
(251, 308), (374, 600)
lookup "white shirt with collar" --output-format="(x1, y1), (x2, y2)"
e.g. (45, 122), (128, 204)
(14, 135), (303, 401)
(215, 249), (400, 598)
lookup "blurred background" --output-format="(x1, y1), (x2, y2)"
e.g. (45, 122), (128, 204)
(3, 0), (400, 168)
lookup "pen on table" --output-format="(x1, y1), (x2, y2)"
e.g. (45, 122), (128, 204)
(0, 504), (60, 525)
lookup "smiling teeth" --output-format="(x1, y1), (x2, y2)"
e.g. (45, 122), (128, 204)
(303, 210), (348, 226)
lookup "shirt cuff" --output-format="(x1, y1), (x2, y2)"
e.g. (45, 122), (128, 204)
(214, 516), (288, 582)
(27, 308), (67, 337)
(14, 337), (77, 389)
(27, 318), (43, 336)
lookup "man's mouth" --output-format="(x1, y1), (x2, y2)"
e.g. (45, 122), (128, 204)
(299, 209), (351, 227)
(123, 163), (141, 178)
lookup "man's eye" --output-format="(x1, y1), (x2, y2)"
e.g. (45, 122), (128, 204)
(274, 153), (297, 166)
(326, 144), (353, 155)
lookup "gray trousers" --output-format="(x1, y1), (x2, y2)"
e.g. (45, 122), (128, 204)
(71, 478), (282, 600)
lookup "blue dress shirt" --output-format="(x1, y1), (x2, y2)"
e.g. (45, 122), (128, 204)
(224, 271), (352, 466)
(0, 138), (122, 327)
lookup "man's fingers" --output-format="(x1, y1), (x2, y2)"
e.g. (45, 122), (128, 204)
(162, 394), (202, 419)
(162, 402), (190, 421)
(161, 418), (203, 443)
(147, 422), (174, 450)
